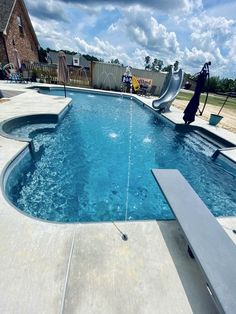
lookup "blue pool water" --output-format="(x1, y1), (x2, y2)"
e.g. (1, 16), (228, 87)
(7, 89), (236, 222)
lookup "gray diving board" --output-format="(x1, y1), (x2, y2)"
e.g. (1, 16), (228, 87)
(152, 169), (236, 314)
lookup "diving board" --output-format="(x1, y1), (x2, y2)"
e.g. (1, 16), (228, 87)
(152, 169), (236, 314)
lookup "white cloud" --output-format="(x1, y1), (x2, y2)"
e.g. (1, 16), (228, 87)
(225, 35), (236, 63)
(183, 47), (214, 68)
(129, 48), (149, 68)
(190, 31), (216, 52)
(59, 0), (202, 15)
(175, 12), (236, 76)
(181, 47), (232, 77)
(32, 19), (76, 51)
(74, 36), (130, 63)
(108, 23), (119, 33)
(109, 7), (180, 57)
(25, 0), (68, 22)
(26, 0), (236, 77)
(189, 14), (234, 35)
(205, 1), (236, 20)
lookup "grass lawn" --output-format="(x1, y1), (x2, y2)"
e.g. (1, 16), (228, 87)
(177, 91), (236, 110)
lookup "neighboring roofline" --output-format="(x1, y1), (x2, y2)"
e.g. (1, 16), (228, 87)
(20, 0), (39, 46)
(3, 0), (16, 36)
(4, 0), (39, 47)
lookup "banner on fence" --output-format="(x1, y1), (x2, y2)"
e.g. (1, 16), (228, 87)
(137, 77), (152, 87)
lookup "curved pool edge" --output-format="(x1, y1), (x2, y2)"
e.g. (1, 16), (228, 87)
(0, 86), (73, 225)
(0, 102), (72, 142)
(0, 143), (176, 225)
(0, 104), (78, 225)
(0, 83), (235, 313)
(0, 143), (176, 224)
(0, 143), (80, 225)
(0, 85), (235, 224)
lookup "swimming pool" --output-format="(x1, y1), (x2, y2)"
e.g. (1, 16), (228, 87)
(5, 89), (236, 222)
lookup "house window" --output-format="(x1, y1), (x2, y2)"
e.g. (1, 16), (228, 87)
(73, 57), (80, 66)
(17, 16), (24, 35)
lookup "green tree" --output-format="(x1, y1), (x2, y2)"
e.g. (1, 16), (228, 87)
(45, 47), (77, 55)
(162, 64), (172, 72)
(173, 60), (179, 71)
(83, 54), (100, 62)
(208, 76), (220, 93)
(111, 58), (120, 64)
(62, 50), (77, 55)
(221, 78), (235, 92)
(152, 59), (163, 71)
(83, 54), (99, 61)
(145, 56), (151, 70)
(184, 73), (194, 81)
(38, 47), (47, 63)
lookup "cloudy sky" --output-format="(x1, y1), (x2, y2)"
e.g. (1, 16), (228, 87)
(25, 0), (236, 78)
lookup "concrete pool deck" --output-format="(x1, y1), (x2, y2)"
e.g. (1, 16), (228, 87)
(0, 81), (235, 313)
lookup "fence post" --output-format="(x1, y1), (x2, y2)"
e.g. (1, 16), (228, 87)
(91, 61), (94, 88)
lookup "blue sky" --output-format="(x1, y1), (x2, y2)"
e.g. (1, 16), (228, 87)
(25, 0), (236, 78)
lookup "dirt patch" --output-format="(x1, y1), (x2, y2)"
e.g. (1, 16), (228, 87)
(0, 99), (9, 104)
(173, 99), (236, 134)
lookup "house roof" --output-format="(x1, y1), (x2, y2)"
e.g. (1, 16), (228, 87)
(47, 51), (91, 68)
(0, 0), (15, 33)
(0, 0), (39, 46)
(47, 51), (77, 65)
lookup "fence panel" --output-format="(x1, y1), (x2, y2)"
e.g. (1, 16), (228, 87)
(23, 62), (91, 87)
(91, 62), (167, 95)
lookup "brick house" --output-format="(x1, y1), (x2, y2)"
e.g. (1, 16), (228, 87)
(0, 0), (39, 66)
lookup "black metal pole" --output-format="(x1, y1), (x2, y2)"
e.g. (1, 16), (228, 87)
(199, 63), (210, 115)
(64, 83), (66, 98)
(200, 87), (209, 115)
(218, 95), (228, 115)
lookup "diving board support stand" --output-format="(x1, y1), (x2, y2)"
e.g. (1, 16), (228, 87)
(152, 169), (236, 314)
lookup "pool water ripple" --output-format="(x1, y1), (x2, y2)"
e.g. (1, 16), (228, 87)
(7, 90), (236, 222)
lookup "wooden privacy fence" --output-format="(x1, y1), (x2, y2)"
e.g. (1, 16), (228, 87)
(69, 67), (91, 87)
(23, 62), (91, 87)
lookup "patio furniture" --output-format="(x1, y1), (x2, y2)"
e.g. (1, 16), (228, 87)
(146, 85), (157, 97)
(138, 84), (148, 96)
(8, 72), (22, 83)
(152, 169), (236, 314)
(21, 70), (31, 83)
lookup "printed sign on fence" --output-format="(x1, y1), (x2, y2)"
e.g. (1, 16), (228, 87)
(137, 77), (152, 87)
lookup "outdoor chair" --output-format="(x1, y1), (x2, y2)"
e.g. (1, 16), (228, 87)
(21, 70), (31, 83)
(7, 69), (22, 83)
(146, 85), (157, 97)
(9, 72), (21, 83)
(138, 84), (149, 96)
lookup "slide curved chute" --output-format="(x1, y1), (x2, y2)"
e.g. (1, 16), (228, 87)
(152, 68), (184, 112)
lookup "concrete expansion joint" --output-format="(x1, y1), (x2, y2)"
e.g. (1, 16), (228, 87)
(60, 228), (76, 314)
